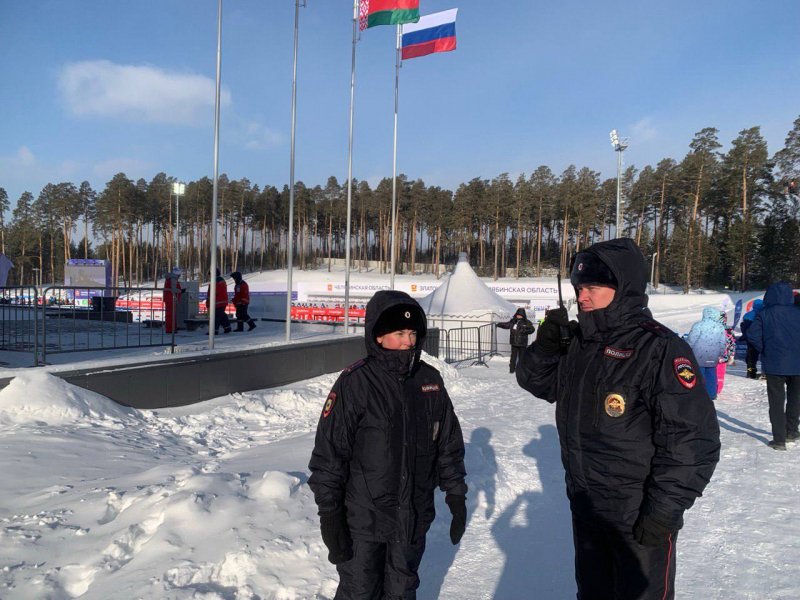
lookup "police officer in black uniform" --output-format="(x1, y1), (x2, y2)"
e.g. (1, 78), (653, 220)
(309, 290), (467, 599)
(516, 238), (720, 600)
(496, 308), (536, 373)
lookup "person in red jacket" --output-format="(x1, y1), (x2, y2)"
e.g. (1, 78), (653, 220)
(206, 269), (231, 334)
(231, 271), (257, 332)
(162, 268), (182, 333)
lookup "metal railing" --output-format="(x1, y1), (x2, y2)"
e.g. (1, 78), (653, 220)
(0, 286), (40, 365)
(40, 285), (177, 363)
(436, 323), (497, 366)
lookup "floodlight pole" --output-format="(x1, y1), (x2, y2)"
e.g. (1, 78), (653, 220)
(172, 182), (185, 268)
(615, 149), (623, 234)
(610, 129), (628, 236)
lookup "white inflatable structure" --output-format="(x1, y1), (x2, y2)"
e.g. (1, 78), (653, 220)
(418, 253), (517, 325)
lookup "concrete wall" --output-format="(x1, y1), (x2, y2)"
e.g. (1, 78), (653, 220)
(0, 336), (365, 410)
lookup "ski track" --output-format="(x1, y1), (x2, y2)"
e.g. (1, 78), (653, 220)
(1, 354), (799, 598)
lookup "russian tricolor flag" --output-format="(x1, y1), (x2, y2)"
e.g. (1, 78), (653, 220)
(401, 8), (458, 60)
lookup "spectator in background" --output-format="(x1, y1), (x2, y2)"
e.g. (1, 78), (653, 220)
(741, 299), (765, 378)
(230, 271), (256, 332)
(496, 308), (535, 373)
(716, 311), (737, 394)
(687, 307), (728, 400)
(163, 268), (182, 334)
(745, 281), (800, 450)
(207, 269), (231, 335)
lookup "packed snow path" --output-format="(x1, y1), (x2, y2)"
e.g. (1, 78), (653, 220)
(1, 358), (798, 599)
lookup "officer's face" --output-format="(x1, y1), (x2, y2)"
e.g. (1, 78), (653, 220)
(576, 285), (616, 312)
(377, 329), (417, 350)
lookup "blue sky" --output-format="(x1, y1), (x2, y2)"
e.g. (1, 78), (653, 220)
(2, 0), (799, 208)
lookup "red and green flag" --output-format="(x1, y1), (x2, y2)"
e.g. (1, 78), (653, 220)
(359, 0), (420, 31)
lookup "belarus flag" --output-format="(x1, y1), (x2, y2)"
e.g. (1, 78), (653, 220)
(401, 8), (458, 60)
(359, 0), (420, 31)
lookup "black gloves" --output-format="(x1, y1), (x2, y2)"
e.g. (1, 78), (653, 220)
(633, 513), (676, 547)
(446, 494), (467, 545)
(319, 510), (353, 564)
(536, 307), (573, 355)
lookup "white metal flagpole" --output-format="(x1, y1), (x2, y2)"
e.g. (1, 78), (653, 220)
(390, 24), (401, 290)
(209, 0), (223, 350)
(344, 0), (358, 334)
(286, 0), (304, 342)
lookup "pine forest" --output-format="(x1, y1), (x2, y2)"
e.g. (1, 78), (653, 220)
(1, 119), (799, 292)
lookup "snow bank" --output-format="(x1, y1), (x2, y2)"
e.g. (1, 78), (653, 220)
(0, 371), (140, 426)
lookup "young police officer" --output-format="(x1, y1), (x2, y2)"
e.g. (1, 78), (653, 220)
(516, 238), (720, 599)
(309, 290), (467, 599)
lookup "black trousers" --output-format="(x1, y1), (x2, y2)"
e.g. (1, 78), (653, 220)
(510, 346), (523, 372)
(235, 304), (253, 327)
(746, 344), (760, 372)
(334, 537), (426, 600)
(766, 374), (800, 444)
(213, 307), (230, 331)
(572, 517), (677, 600)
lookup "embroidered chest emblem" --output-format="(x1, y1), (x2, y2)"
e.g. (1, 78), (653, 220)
(673, 357), (697, 389)
(604, 393), (626, 417)
(604, 346), (634, 360)
(421, 384), (440, 393)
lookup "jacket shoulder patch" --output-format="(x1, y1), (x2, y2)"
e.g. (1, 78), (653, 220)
(322, 392), (337, 417)
(421, 383), (440, 393)
(673, 357), (697, 389)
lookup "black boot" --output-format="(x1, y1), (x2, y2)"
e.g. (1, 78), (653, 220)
(236, 322), (244, 332)
(248, 320), (257, 331)
(746, 367), (758, 379)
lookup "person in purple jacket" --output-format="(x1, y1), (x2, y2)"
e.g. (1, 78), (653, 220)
(746, 281), (800, 450)
(687, 307), (728, 400)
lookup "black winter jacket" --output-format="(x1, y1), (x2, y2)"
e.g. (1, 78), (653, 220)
(497, 308), (536, 347)
(516, 238), (720, 531)
(308, 291), (467, 543)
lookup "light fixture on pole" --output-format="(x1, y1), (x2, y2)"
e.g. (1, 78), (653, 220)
(609, 129), (628, 236)
(172, 182), (185, 268)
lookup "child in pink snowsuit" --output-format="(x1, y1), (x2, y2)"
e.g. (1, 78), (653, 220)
(716, 312), (737, 394)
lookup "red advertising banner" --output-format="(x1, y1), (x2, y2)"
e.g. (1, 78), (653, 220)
(291, 306), (366, 323)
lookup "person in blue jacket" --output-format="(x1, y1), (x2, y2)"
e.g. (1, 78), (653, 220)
(687, 307), (728, 400)
(745, 281), (800, 450)
(741, 298), (765, 378)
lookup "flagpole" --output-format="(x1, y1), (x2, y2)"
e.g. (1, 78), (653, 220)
(209, 0), (223, 350)
(344, 0), (358, 334)
(390, 24), (401, 290)
(286, 0), (304, 342)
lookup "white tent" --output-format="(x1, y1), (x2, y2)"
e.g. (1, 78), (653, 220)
(418, 253), (517, 322)
(418, 253), (519, 363)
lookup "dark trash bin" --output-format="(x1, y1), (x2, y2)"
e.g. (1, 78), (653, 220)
(423, 327), (440, 358)
(91, 296), (117, 312)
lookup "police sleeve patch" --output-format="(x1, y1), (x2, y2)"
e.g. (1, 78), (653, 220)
(322, 392), (337, 417)
(673, 357), (697, 389)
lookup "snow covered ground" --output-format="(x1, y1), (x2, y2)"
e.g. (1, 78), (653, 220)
(2, 345), (799, 598)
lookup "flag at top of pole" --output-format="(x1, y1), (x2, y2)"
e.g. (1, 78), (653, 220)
(359, 0), (420, 31)
(401, 8), (458, 59)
